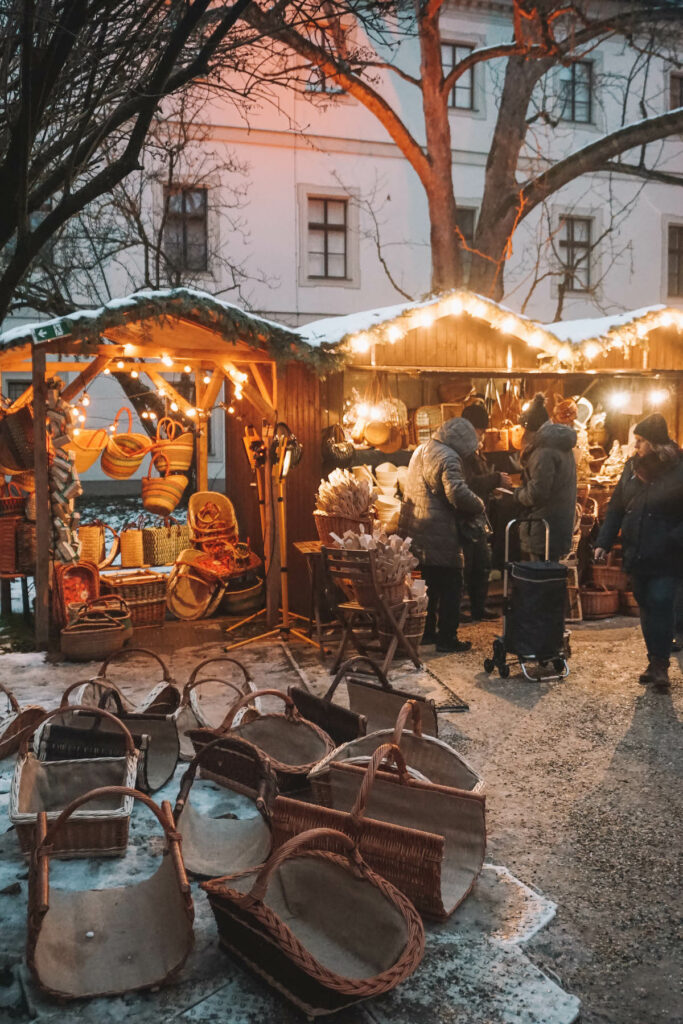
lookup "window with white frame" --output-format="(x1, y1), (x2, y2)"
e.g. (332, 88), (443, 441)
(559, 61), (593, 123)
(163, 187), (209, 272)
(6, 380), (31, 402)
(670, 72), (683, 111)
(559, 216), (592, 292)
(306, 197), (348, 279)
(441, 42), (475, 110)
(306, 21), (346, 94)
(668, 225), (683, 297)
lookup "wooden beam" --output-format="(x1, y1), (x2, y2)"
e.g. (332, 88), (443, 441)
(224, 361), (275, 421)
(32, 345), (51, 649)
(144, 369), (197, 418)
(249, 363), (274, 409)
(194, 372), (209, 491)
(196, 367), (225, 413)
(61, 355), (112, 403)
(271, 362), (278, 414)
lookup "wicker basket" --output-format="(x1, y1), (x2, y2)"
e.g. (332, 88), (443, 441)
(152, 417), (194, 474)
(142, 519), (190, 566)
(354, 578), (406, 608)
(77, 521), (120, 569)
(54, 561), (100, 627)
(9, 706), (138, 857)
(590, 564), (628, 592)
(0, 480), (25, 516)
(27, 786), (194, 999)
(120, 519), (146, 568)
(378, 605), (427, 649)
(620, 590), (640, 617)
(16, 521), (36, 575)
(100, 408), (150, 480)
(60, 619), (127, 662)
(581, 584), (619, 619)
(0, 683), (45, 761)
(314, 511), (373, 546)
(0, 514), (20, 574)
(201, 827), (424, 1017)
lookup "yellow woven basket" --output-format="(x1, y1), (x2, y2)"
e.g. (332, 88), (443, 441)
(101, 408), (150, 480)
(152, 417), (194, 474)
(142, 454), (188, 517)
(67, 428), (108, 474)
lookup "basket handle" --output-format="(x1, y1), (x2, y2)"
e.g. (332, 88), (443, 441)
(20, 704), (136, 756)
(59, 679), (127, 709)
(146, 450), (170, 481)
(80, 427), (109, 451)
(349, 743), (410, 825)
(180, 675), (245, 709)
(0, 681), (20, 713)
(33, 787), (188, 912)
(97, 647), (173, 683)
(173, 734), (276, 823)
(323, 656), (392, 701)
(112, 407), (133, 435)
(219, 688), (296, 733)
(82, 595), (128, 616)
(186, 656), (251, 689)
(245, 828), (363, 904)
(391, 700), (423, 745)
(156, 416), (184, 442)
(1, 480), (23, 498)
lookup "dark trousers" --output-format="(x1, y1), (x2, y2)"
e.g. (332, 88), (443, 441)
(461, 535), (492, 618)
(422, 565), (463, 641)
(631, 574), (678, 662)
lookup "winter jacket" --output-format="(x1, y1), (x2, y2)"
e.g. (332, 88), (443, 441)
(463, 450), (502, 502)
(595, 449), (683, 577)
(398, 418), (485, 567)
(514, 421), (577, 560)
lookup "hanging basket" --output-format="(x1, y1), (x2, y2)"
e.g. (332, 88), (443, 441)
(152, 417), (194, 473)
(67, 428), (109, 474)
(322, 423), (355, 469)
(0, 480), (25, 516)
(201, 827), (425, 1017)
(27, 786), (194, 999)
(174, 734), (277, 879)
(142, 452), (187, 517)
(0, 405), (35, 471)
(100, 408), (151, 480)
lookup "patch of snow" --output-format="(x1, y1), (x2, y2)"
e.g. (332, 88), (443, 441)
(543, 305), (666, 344)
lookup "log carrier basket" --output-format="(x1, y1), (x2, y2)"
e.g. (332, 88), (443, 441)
(0, 683), (45, 762)
(66, 648), (180, 716)
(27, 786), (194, 999)
(10, 706), (138, 857)
(201, 827), (425, 1017)
(174, 656), (259, 760)
(272, 743), (486, 920)
(173, 734), (277, 879)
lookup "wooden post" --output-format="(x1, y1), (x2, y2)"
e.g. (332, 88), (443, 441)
(262, 421), (280, 627)
(194, 372), (209, 491)
(32, 344), (51, 649)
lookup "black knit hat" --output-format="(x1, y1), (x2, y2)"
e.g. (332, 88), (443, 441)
(462, 403), (489, 430)
(521, 393), (549, 432)
(634, 412), (670, 446)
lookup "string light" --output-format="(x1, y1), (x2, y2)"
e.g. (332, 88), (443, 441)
(350, 333), (370, 354)
(203, 373), (211, 384)
(186, 407), (196, 417)
(183, 364), (191, 373)
(141, 411), (149, 419)
(123, 344), (134, 355)
(157, 387), (166, 397)
(81, 394), (90, 407)
(78, 413), (86, 423)
(500, 316), (517, 335)
(117, 360), (124, 369)
(386, 325), (403, 344)
(109, 424), (116, 433)
(131, 370), (139, 378)
(649, 388), (669, 406)
(149, 411), (157, 420)
(73, 428), (81, 437)
(445, 296), (463, 316)
(584, 342), (600, 361)
(103, 367), (110, 374)
(170, 402), (178, 412)
(161, 354), (173, 367)
(609, 391), (629, 410)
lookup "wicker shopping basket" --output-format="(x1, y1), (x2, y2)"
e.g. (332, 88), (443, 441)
(0, 514), (20, 574)
(142, 517), (190, 566)
(141, 452), (188, 517)
(100, 407), (151, 480)
(175, 655), (257, 760)
(313, 511), (372, 547)
(0, 683), (44, 761)
(64, 648), (180, 717)
(152, 416), (194, 474)
(27, 786), (194, 999)
(10, 705), (138, 856)
(272, 742), (486, 920)
(202, 827), (425, 1017)
(174, 734), (277, 879)
(100, 570), (167, 627)
(581, 583), (619, 619)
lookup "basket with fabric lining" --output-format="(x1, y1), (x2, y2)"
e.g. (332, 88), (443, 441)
(9, 705), (138, 857)
(271, 742), (486, 920)
(54, 561), (100, 627)
(65, 648), (180, 717)
(27, 786), (194, 999)
(174, 656), (256, 760)
(201, 827), (425, 1017)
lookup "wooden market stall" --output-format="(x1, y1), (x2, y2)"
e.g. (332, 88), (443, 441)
(0, 289), (337, 647)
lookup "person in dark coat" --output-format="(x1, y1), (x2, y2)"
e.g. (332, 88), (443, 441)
(595, 413), (683, 690)
(399, 418), (484, 652)
(460, 403), (512, 620)
(514, 394), (577, 560)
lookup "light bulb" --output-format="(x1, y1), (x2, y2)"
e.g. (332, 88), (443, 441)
(203, 373), (211, 384)
(584, 342), (600, 361)
(609, 391), (628, 410)
(228, 406), (235, 414)
(445, 296), (463, 317)
(234, 389), (243, 400)
(117, 360), (124, 369)
(186, 407), (196, 417)
(500, 316), (517, 335)
(170, 402), (178, 412)
(157, 388), (166, 397)
(162, 354), (172, 367)
(351, 333), (370, 354)
(183, 364), (191, 373)
(109, 425), (116, 433)
(103, 367), (110, 375)
(141, 411), (148, 419)
(386, 325), (402, 344)
(78, 414), (86, 423)
(123, 343), (134, 355)
(73, 428), (81, 436)
(649, 388), (668, 406)
(131, 370), (138, 379)
(81, 394), (90, 407)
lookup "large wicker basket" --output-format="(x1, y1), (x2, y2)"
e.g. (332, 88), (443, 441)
(101, 570), (167, 627)
(591, 564), (628, 592)
(581, 584), (619, 619)
(314, 511), (373, 546)
(620, 590), (640, 617)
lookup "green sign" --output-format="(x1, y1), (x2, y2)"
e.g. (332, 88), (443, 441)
(32, 321), (70, 343)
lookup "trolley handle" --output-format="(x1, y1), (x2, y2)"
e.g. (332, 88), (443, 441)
(504, 517), (550, 563)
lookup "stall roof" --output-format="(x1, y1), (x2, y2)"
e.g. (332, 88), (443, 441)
(0, 287), (338, 371)
(300, 289), (564, 358)
(543, 304), (683, 366)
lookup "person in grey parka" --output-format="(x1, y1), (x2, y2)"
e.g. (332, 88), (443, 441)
(514, 396), (577, 561)
(398, 418), (484, 652)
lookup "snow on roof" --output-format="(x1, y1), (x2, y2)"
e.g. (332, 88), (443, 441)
(543, 305), (668, 345)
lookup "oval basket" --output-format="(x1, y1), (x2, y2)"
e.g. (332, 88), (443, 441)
(313, 511), (373, 546)
(590, 564), (628, 592)
(581, 584), (619, 619)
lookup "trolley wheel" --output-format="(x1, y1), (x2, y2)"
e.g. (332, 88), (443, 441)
(483, 658), (495, 674)
(499, 663), (510, 679)
(553, 659), (566, 673)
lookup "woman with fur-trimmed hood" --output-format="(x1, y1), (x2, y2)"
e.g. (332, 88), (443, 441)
(595, 413), (683, 691)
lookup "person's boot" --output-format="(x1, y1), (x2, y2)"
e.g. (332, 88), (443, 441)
(639, 658), (654, 684)
(436, 636), (472, 653)
(650, 658), (670, 691)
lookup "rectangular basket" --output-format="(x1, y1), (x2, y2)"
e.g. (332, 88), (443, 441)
(0, 515), (20, 574)
(125, 596), (167, 628)
(101, 570), (167, 603)
(142, 522), (190, 566)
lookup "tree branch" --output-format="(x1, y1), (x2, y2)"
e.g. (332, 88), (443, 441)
(601, 159), (683, 188)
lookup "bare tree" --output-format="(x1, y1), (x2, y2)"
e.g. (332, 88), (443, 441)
(0, 0), (287, 322)
(237, 0), (683, 298)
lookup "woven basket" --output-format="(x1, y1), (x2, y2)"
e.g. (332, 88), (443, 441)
(100, 408), (150, 480)
(0, 683), (45, 761)
(581, 584), (619, 619)
(27, 786), (194, 999)
(142, 453), (188, 517)
(173, 656), (256, 761)
(54, 561), (100, 626)
(201, 827), (424, 1017)
(120, 517), (146, 568)
(271, 742), (486, 920)
(314, 511), (372, 546)
(152, 417), (194, 474)
(67, 428), (108, 474)
(101, 571), (167, 628)
(591, 564), (628, 592)
(16, 521), (36, 575)
(620, 590), (640, 617)
(77, 521), (119, 569)
(142, 519), (190, 566)
(0, 480), (25, 516)
(67, 595), (133, 642)
(354, 578), (406, 608)
(0, 405), (35, 471)
(378, 606), (427, 649)
(0, 514), (20, 574)
(60, 619), (127, 662)
(10, 706), (138, 857)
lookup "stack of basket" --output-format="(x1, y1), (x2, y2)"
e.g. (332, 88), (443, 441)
(100, 570), (167, 628)
(581, 560), (628, 619)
